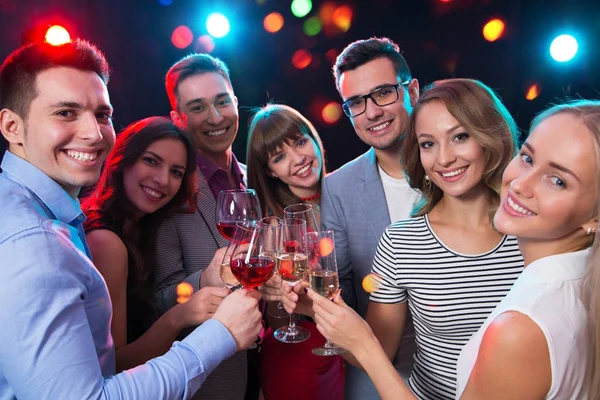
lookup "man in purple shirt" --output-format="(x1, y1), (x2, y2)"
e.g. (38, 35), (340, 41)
(154, 54), (256, 400)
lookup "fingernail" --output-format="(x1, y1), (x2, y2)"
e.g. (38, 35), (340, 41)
(303, 288), (308, 294)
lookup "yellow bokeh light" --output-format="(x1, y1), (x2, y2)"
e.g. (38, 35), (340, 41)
(362, 273), (383, 293)
(322, 102), (342, 124)
(483, 18), (505, 42)
(526, 83), (541, 100)
(264, 12), (284, 33)
(332, 5), (352, 32)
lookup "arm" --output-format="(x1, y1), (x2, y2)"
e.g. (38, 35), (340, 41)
(87, 229), (230, 372)
(307, 289), (416, 400)
(460, 311), (551, 400)
(0, 228), (236, 399)
(321, 177), (357, 309)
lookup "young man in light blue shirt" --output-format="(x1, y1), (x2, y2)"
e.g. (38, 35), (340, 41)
(0, 39), (262, 400)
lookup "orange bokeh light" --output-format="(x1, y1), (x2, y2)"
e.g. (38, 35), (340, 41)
(319, 237), (335, 257)
(45, 25), (71, 46)
(176, 282), (194, 303)
(171, 25), (193, 49)
(483, 18), (505, 42)
(526, 83), (541, 100)
(321, 102), (342, 124)
(264, 12), (284, 33)
(292, 49), (312, 69)
(319, 2), (336, 25)
(362, 273), (383, 293)
(332, 5), (352, 32)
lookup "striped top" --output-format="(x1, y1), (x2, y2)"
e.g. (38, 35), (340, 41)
(369, 215), (524, 400)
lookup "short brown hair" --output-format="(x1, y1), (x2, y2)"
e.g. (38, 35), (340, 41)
(165, 53), (231, 111)
(246, 104), (326, 218)
(333, 37), (411, 93)
(402, 78), (519, 216)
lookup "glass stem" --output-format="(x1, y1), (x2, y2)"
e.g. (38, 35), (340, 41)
(288, 312), (298, 333)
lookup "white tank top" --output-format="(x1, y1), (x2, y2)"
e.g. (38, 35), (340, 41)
(456, 249), (591, 399)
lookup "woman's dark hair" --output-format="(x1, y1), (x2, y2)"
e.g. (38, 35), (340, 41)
(82, 116), (196, 336)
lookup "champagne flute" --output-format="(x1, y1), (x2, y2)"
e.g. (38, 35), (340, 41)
(273, 218), (311, 343)
(283, 203), (319, 232)
(216, 189), (262, 241)
(308, 230), (346, 356)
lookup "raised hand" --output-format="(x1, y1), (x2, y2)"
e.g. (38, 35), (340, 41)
(212, 289), (263, 351)
(178, 286), (231, 327)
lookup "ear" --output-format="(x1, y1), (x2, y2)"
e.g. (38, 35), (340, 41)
(170, 110), (184, 129)
(233, 95), (239, 107)
(407, 79), (420, 106)
(0, 108), (25, 150)
(582, 219), (599, 236)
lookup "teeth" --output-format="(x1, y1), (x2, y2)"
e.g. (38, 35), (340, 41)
(295, 164), (311, 176)
(143, 186), (163, 199)
(66, 150), (98, 161)
(205, 129), (226, 137)
(369, 121), (390, 132)
(507, 196), (535, 216)
(441, 167), (467, 178)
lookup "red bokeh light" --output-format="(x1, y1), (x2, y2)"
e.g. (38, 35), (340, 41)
(292, 49), (312, 69)
(171, 25), (193, 49)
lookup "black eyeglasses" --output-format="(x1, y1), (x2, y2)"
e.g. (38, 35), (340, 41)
(341, 81), (411, 117)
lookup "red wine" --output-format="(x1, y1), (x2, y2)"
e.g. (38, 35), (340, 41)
(230, 256), (275, 289)
(217, 221), (237, 241)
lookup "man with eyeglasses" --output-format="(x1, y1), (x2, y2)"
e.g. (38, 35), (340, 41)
(283, 37), (421, 399)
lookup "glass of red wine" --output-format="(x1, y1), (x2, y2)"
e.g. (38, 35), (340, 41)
(274, 217), (311, 343)
(283, 203), (319, 233)
(216, 189), (262, 241)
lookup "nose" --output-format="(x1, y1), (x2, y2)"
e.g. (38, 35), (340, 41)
(79, 114), (104, 144)
(509, 169), (536, 198)
(364, 97), (384, 120)
(207, 105), (224, 125)
(291, 148), (306, 166)
(153, 167), (170, 187)
(437, 143), (457, 167)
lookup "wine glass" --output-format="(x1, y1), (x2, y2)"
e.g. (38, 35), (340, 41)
(283, 203), (319, 232)
(273, 218), (311, 343)
(216, 189), (262, 241)
(308, 230), (346, 356)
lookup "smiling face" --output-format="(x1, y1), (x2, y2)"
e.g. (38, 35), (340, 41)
(338, 57), (418, 150)
(170, 72), (239, 157)
(415, 101), (487, 199)
(123, 137), (188, 216)
(494, 113), (598, 243)
(5, 67), (115, 197)
(267, 134), (322, 198)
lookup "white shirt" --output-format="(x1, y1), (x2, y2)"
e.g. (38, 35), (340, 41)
(456, 249), (591, 400)
(378, 164), (420, 223)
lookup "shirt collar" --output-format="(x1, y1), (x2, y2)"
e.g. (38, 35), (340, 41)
(517, 248), (591, 287)
(1, 151), (85, 226)
(196, 151), (244, 182)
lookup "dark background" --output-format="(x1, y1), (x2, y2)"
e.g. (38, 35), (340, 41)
(1, 0), (599, 171)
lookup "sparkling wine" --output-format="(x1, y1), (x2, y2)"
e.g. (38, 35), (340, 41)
(277, 253), (308, 284)
(230, 256), (275, 289)
(217, 221), (237, 241)
(310, 270), (339, 299)
(220, 262), (240, 288)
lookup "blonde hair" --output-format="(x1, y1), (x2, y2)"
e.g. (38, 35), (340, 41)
(533, 100), (600, 398)
(402, 78), (519, 216)
(246, 104), (326, 218)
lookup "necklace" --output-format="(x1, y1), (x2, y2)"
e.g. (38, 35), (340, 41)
(299, 192), (320, 202)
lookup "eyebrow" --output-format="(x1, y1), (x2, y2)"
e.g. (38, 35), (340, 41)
(50, 101), (114, 113)
(523, 142), (581, 183)
(345, 83), (398, 101)
(145, 151), (186, 171)
(184, 92), (231, 109)
(417, 125), (464, 139)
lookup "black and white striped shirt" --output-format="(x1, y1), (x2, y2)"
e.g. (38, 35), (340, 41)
(369, 215), (524, 400)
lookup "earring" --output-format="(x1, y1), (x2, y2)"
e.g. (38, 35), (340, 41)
(587, 227), (597, 235)
(424, 175), (431, 189)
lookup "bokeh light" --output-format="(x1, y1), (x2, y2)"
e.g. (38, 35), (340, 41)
(264, 12), (284, 33)
(194, 35), (216, 53)
(319, 2), (336, 25)
(319, 237), (335, 256)
(550, 34), (578, 62)
(292, 49), (312, 69)
(332, 5), (352, 32)
(303, 16), (322, 36)
(45, 25), (71, 46)
(362, 273), (383, 293)
(206, 12), (230, 38)
(483, 18), (505, 42)
(158, 0), (173, 5)
(291, 0), (313, 18)
(525, 83), (541, 100)
(171, 25), (193, 49)
(176, 282), (194, 303)
(325, 48), (338, 64)
(322, 102), (342, 124)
